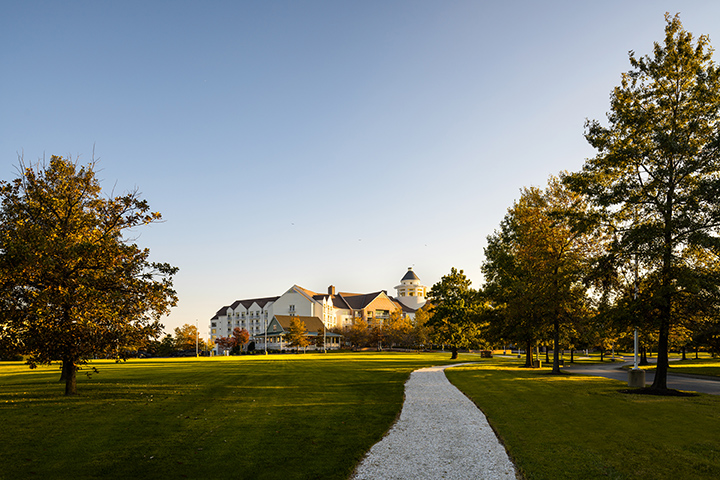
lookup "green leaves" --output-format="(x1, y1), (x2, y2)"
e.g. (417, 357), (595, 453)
(427, 268), (485, 355)
(0, 156), (177, 394)
(565, 14), (720, 389)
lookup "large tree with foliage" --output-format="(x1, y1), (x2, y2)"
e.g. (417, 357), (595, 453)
(0, 156), (177, 394)
(427, 268), (483, 359)
(564, 14), (720, 390)
(483, 177), (596, 371)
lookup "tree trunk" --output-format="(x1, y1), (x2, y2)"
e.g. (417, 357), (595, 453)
(599, 347), (604, 362)
(651, 317), (670, 390)
(450, 346), (458, 360)
(640, 346), (649, 366)
(570, 348), (574, 363)
(63, 359), (77, 395)
(681, 346), (686, 360)
(652, 204), (674, 391)
(552, 318), (561, 374)
(525, 340), (532, 367)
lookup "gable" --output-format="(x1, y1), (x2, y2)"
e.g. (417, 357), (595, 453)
(267, 317), (284, 333)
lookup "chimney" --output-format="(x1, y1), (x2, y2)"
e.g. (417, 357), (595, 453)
(328, 285), (336, 296)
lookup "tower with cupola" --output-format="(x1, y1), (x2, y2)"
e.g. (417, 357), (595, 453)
(394, 267), (427, 310)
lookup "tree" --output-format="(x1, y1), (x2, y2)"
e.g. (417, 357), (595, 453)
(564, 14), (720, 389)
(286, 318), (309, 352)
(157, 334), (177, 356)
(232, 327), (250, 354)
(427, 268), (483, 359)
(214, 335), (235, 355)
(313, 324), (326, 352)
(483, 178), (596, 371)
(175, 324), (200, 351)
(344, 317), (369, 348)
(0, 156), (177, 394)
(385, 309), (413, 348)
(412, 304), (433, 350)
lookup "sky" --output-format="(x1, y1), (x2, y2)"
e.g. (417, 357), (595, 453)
(3, 1), (720, 337)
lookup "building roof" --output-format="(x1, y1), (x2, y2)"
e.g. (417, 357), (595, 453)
(273, 315), (327, 333)
(390, 297), (419, 313)
(210, 305), (230, 320)
(211, 295), (279, 320)
(401, 267), (420, 281)
(338, 291), (383, 310)
(293, 285), (320, 301)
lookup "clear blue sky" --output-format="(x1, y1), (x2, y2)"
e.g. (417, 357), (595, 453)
(3, 1), (719, 337)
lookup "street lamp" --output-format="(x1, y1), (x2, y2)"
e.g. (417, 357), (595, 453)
(195, 319), (199, 358)
(628, 252), (646, 388)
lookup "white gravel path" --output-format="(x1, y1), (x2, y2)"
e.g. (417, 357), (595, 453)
(351, 364), (518, 480)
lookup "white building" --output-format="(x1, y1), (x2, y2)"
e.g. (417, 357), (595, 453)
(394, 267), (428, 311)
(209, 268), (429, 352)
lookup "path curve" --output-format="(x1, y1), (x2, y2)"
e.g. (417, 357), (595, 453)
(563, 357), (720, 395)
(351, 363), (517, 480)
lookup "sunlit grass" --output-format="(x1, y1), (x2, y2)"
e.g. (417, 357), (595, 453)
(668, 358), (720, 377)
(0, 353), (464, 480)
(447, 361), (720, 480)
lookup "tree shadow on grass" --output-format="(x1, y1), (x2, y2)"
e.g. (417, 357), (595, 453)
(618, 388), (699, 397)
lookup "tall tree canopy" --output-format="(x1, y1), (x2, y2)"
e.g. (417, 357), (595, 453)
(427, 268), (483, 359)
(564, 14), (720, 389)
(483, 177), (596, 371)
(0, 156), (178, 394)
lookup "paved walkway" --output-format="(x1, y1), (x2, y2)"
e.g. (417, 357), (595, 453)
(563, 357), (720, 395)
(351, 364), (517, 480)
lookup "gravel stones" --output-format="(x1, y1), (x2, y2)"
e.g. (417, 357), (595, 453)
(351, 364), (517, 480)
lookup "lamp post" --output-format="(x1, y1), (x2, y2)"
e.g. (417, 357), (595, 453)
(264, 314), (268, 355)
(628, 253), (646, 388)
(195, 319), (199, 358)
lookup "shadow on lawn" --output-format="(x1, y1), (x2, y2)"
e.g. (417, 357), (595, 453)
(619, 387), (699, 397)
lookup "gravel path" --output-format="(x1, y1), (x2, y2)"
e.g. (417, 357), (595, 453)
(351, 364), (518, 480)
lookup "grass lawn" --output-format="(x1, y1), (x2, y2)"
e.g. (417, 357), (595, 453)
(667, 357), (720, 377)
(446, 360), (720, 480)
(0, 352), (461, 480)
